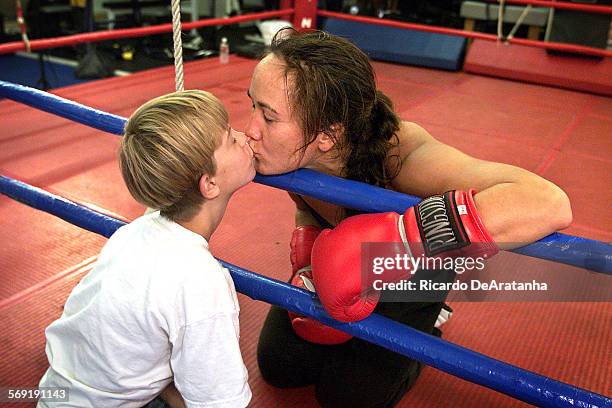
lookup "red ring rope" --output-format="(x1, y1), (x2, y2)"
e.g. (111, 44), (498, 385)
(484, 0), (612, 14)
(0, 9), (293, 55)
(317, 10), (612, 58)
(1, 4), (608, 59)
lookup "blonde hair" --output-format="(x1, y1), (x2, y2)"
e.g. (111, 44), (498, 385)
(119, 90), (228, 222)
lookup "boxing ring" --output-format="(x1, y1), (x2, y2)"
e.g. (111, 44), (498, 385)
(1, 1), (611, 407)
(1, 80), (611, 407)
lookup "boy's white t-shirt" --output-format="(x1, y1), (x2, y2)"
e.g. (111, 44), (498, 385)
(38, 212), (251, 408)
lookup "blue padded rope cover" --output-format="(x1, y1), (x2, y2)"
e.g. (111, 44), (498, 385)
(255, 169), (612, 274)
(0, 79), (610, 274)
(0, 174), (610, 408)
(323, 17), (466, 71)
(0, 80), (126, 135)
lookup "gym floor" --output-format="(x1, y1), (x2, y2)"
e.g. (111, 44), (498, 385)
(1, 51), (610, 406)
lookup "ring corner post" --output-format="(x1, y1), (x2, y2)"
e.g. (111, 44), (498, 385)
(293, 0), (318, 30)
(279, 0), (294, 22)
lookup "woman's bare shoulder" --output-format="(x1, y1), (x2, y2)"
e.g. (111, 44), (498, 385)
(387, 121), (434, 167)
(398, 121), (434, 151)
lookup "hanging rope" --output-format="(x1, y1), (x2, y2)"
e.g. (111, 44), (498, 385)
(170, 0), (184, 92)
(15, 0), (31, 52)
(544, 1), (556, 42)
(507, 4), (532, 40)
(497, 0), (505, 40)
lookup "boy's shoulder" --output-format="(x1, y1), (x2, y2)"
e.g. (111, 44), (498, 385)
(155, 246), (238, 322)
(161, 243), (223, 282)
(103, 212), (225, 285)
(111, 212), (205, 249)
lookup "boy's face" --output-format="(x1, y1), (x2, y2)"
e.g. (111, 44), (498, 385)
(213, 127), (255, 194)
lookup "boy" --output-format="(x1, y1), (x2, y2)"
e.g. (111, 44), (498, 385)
(38, 90), (255, 408)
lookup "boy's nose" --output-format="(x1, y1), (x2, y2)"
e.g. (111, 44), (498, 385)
(235, 131), (248, 147)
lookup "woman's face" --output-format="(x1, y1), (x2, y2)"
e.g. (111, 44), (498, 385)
(246, 54), (317, 175)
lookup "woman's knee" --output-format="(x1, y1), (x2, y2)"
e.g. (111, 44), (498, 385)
(315, 358), (422, 408)
(256, 311), (296, 387)
(256, 307), (323, 388)
(256, 335), (322, 388)
(256, 349), (295, 388)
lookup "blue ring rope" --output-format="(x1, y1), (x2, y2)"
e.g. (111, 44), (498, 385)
(0, 174), (610, 408)
(1, 80), (609, 274)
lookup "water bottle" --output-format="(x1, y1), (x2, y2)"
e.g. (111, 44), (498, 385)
(219, 37), (229, 64)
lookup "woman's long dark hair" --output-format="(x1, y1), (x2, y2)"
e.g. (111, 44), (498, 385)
(269, 29), (401, 191)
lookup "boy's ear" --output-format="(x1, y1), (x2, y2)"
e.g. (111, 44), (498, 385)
(316, 124), (343, 153)
(199, 174), (220, 200)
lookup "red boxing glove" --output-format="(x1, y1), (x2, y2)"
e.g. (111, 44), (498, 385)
(290, 225), (322, 275)
(289, 269), (353, 345)
(312, 189), (499, 323)
(311, 213), (404, 323)
(403, 190), (498, 260)
(288, 226), (353, 345)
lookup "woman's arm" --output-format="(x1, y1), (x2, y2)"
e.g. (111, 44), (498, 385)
(288, 192), (323, 227)
(390, 122), (572, 247)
